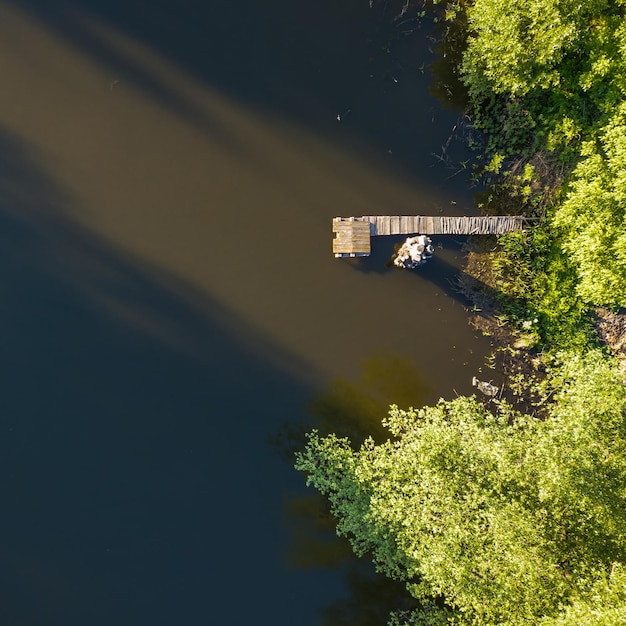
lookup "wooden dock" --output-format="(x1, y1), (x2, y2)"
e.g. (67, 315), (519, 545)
(332, 217), (372, 257)
(333, 215), (528, 257)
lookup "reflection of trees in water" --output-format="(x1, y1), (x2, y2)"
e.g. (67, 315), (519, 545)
(283, 493), (420, 626)
(429, 9), (469, 111)
(321, 566), (419, 626)
(366, 0), (477, 182)
(283, 494), (353, 570)
(275, 354), (429, 624)
(427, 7), (482, 180)
(270, 353), (431, 461)
(309, 353), (431, 445)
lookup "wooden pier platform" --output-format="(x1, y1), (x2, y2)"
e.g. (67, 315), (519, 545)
(333, 215), (527, 257)
(332, 217), (372, 257)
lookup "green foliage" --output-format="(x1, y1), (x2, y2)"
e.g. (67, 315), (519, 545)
(543, 115), (583, 161)
(444, 0), (626, 343)
(296, 352), (626, 625)
(488, 227), (595, 350)
(542, 564), (626, 625)
(460, 0), (624, 101)
(472, 96), (539, 157)
(576, 14), (626, 115)
(553, 102), (626, 308)
(457, 0), (626, 160)
(462, 0), (583, 97)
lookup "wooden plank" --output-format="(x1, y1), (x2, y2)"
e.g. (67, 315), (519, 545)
(389, 215), (398, 234)
(400, 215), (408, 234)
(433, 216), (441, 234)
(368, 215), (379, 236)
(379, 216), (385, 236)
(332, 218), (371, 255)
(333, 215), (527, 256)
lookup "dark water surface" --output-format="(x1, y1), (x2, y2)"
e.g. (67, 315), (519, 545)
(0, 1), (493, 624)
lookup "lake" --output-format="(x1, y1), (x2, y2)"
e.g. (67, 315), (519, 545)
(0, 1), (493, 624)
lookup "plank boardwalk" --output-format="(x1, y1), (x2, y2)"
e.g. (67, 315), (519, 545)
(332, 217), (371, 257)
(333, 215), (528, 257)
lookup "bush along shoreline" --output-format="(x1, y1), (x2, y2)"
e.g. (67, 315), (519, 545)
(444, 0), (626, 342)
(296, 2), (626, 624)
(433, 0), (626, 379)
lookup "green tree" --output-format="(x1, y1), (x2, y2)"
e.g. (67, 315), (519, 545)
(449, 0), (626, 156)
(433, 0), (626, 345)
(542, 565), (626, 625)
(458, 0), (625, 99)
(553, 102), (626, 307)
(295, 351), (626, 625)
(461, 0), (582, 96)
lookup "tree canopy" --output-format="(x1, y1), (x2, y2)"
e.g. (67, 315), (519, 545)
(459, 0), (626, 103)
(296, 351), (626, 624)
(554, 102), (626, 307)
(435, 0), (626, 320)
(295, 2), (626, 623)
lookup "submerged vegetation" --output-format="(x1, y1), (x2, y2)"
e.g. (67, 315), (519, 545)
(297, 1), (626, 623)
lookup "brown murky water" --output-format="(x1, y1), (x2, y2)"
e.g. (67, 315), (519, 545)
(0, 1), (492, 624)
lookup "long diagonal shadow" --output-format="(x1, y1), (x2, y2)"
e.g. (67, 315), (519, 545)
(0, 1), (494, 623)
(0, 129), (332, 626)
(7, 0), (475, 195)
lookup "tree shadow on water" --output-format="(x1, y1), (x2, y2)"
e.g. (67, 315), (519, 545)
(0, 129), (321, 626)
(272, 353), (430, 624)
(348, 234), (491, 309)
(284, 489), (421, 626)
(271, 351), (432, 460)
(7, 0), (472, 191)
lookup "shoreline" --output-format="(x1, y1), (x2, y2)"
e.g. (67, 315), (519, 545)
(458, 236), (626, 401)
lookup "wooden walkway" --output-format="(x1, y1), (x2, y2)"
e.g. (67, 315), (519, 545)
(333, 215), (528, 257)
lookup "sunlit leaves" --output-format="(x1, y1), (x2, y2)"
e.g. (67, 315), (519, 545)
(456, 0), (626, 156)
(542, 564), (626, 625)
(296, 351), (626, 625)
(449, 0), (626, 333)
(554, 102), (626, 307)
(461, 0), (581, 97)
